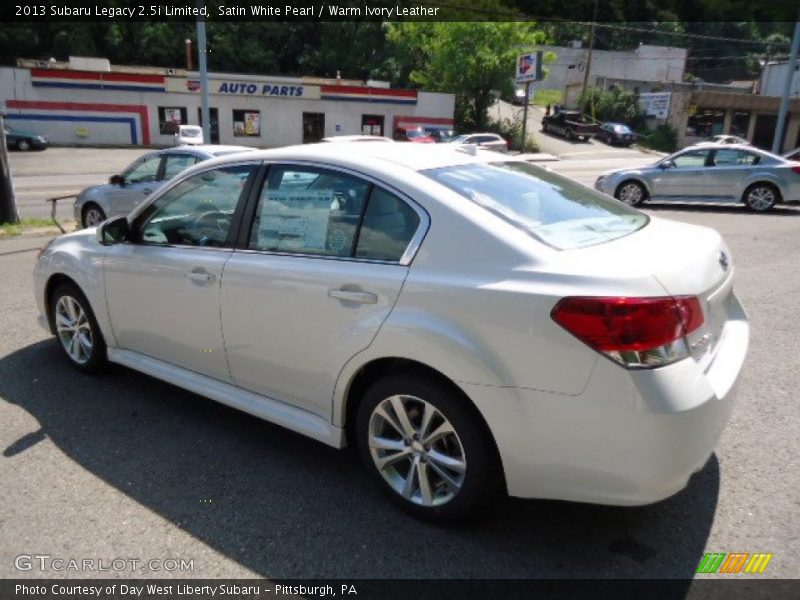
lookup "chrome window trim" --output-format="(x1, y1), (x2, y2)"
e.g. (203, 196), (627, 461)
(244, 159), (430, 267)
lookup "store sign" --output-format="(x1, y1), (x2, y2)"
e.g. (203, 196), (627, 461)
(166, 77), (321, 100)
(516, 52), (543, 84)
(639, 92), (672, 119)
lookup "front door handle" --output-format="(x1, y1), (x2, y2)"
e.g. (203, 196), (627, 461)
(328, 289), (378, 304)
(186, 269), (216, 284)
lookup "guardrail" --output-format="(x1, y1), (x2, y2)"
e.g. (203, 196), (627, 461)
(46, 194), (77, 234)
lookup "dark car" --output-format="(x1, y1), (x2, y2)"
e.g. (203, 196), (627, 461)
(424, 127), (456, 142)
(541, 111), (599, 141)
(597, 122), (637, 147)
(4, 125), (48, 151)
(393, 127), (435, 143)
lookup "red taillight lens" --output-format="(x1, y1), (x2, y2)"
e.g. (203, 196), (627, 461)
(791, 166), (800, 175)
(551, 296), (704, 366)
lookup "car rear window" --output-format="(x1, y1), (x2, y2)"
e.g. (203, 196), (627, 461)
(423, 161), (648, 250)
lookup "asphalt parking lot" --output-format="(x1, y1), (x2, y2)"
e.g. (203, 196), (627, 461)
(1, 147), (798, 580)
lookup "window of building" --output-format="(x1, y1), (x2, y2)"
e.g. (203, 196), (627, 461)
(361, 114), (384, 137)
(233, 110), (261, 137)
(158, 107), (187, 135)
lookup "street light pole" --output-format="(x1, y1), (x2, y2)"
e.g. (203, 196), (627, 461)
(772, 12), (800, 154)
(196, 1), (211, 145)
(579, 0), (599, 106)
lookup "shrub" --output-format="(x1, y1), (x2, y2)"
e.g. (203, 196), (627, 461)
(485, 117), (539, 152)
(637, 123), (679, 153)
(579, 86), (646, 129)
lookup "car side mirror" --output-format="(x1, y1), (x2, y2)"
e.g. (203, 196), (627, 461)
(109, 174), (125, 186)
(659, 161), (675, 170)
(96, 215), (129, 245)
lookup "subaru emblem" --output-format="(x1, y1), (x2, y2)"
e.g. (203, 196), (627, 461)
(719, 251), (729, 271)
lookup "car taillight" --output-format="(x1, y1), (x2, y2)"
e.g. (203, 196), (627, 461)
(551, 296), (704, 368)
(791, 166), (800, 175)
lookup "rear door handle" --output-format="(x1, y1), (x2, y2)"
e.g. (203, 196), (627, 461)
(328, 289), (378, 304)
(186, 269), (216, 284)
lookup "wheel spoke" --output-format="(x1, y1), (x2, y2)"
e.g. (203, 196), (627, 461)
(374, 448), (411, 471)
(427, 459), (463, 493)
(417, 462), (435, 505)
(56, 313), (72, 329)
(77, 331), (93, 353)
(401, 460), (419, 499)
(374, 404), (405, 437)
(428, 449), (466, 474)
(423, 420), (455, 445)
(388, 396), (416, 437)
(419, 402), (436, 439)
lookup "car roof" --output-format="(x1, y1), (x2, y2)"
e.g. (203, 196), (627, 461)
(673, 143), (785, 161)
(184, 141), (521, 173)
(162, 144), (255, 157)
(321, 135), (394, 143)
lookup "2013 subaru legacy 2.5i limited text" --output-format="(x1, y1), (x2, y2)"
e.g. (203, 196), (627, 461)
(33, 143), (749, 521)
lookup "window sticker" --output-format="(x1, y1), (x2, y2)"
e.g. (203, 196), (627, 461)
(258, 190), (334, 252)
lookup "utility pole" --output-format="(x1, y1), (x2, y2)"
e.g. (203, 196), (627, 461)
(579, 0), (599, 107)
(772, 11), (800, 154)
(0, 114), (19, 225)
(521, 82), (531, 152)
(196, 0), (211, 145)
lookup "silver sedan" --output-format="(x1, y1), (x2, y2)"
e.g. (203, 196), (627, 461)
(74, 145), (254, 228)
(36, 143), (748, 520)
(595, 143), (800, 212)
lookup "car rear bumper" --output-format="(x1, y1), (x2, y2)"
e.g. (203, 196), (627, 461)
(461, 296), (748, 506)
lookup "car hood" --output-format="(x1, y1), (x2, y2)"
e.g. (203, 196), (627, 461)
(78, 183), (116, 199)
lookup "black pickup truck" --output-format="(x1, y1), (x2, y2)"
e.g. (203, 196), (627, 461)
(541, 111), (599, 141)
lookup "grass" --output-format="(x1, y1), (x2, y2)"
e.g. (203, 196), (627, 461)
(533, 89), (563, 107)
(0, 217), (66, 236)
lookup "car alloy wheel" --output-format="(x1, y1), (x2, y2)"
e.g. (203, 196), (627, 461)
(745, 185), (777, 212)
(356, 374), (500, 519)
(82, 205), (106, 228)
(51, 284), (107, 373)
(17, 139), (30, 151)
(616, 181), (646, 206)
(368, 394), (467, 507)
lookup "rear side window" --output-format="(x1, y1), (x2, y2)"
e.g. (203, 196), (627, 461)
(423, 161), (647, 250)
(249, 166), (421, 262)
(356, 188), (420, 261)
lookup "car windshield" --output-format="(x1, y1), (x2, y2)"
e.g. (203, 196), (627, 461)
(405, 129), (427, 139)
(448, 135), (470, 143)
(181, 127), (202, 137)
(614, 125), (633, 134)
(423, 162), (648, 250)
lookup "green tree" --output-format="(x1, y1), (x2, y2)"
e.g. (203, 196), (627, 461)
(579, 86), (644, 126)
(386, 21), (548, 130)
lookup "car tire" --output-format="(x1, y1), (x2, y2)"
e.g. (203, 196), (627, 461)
(16, 139), (30, 151)
(81, 204), (107, 228)
(743, 183), (779, 212)
(566, 128), (574, 140)
(355, 372), (501, 521)
(615, 180), (647, 206)
(50, 283), (108, 373)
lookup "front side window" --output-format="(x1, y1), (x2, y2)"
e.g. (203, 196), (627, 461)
(137, 165), (255, 247)
(123, 155), (162, 184)
(424, 161), (647, 250)
(163, 154), (200, 180)
(672, 150), (711, 168)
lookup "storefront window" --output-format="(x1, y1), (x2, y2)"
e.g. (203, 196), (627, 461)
(233, 109), (261, 137)
(158, 107), (187, 135)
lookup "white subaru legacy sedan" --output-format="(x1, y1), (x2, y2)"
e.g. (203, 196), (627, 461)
(33, 143), (748, 520)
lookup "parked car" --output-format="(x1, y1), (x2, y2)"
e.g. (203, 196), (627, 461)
(74, 145), (254, 228)
(36, 143), (748, 520)
(597, 122), (637, 147)
(541, 111), (599, 141)
(446, 133), (508, 153)
(4, 125), (48, 151)
(595, 143), (798, 212)
(424, 128), (456, 143)
(783, 147), (800, 162)
(174, 124), (204, 146)
(321, 135), (394, 143)
(692, 134), (749, 147)
(393, 127), (435, 143)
